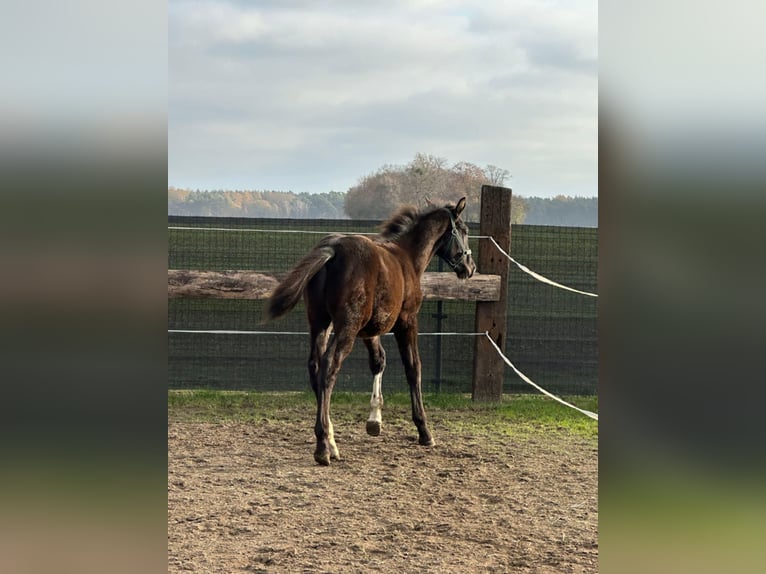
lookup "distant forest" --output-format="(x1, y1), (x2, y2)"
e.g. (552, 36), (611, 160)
(170, 153), (596, 226)
(169, 187), (597, 227)
(522, 196), (598, 227)
(168, 188), (348, 219)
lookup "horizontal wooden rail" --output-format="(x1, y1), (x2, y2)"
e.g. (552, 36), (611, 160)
(168, 269), (501, 302)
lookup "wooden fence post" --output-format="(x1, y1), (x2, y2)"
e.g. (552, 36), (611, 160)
(472, 185), (512, 401)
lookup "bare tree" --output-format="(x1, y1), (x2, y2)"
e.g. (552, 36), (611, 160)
(485, 164), (510, 186)
(404, 153), (449, 207)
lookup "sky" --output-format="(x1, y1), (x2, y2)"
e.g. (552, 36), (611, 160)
(169, 0), (597, 197)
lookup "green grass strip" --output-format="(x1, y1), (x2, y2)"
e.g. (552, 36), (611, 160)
(169, 390), (597, 439)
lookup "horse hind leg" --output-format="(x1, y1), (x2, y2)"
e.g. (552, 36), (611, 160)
(364, 337), (386, 436)
(308, 326), (330, 396)
(307, 307), (338, 463)
(314, 330), (356, 466)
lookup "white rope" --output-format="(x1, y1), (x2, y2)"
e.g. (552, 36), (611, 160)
(169, 225), (487, 239)
(168, 329), (483, 336)
(485, 236), (598, 297)
(169, 329), (307, 335)
(168, 226), (377, 236)
(169, 226), (597, 297)
(482, 332), (598, 420)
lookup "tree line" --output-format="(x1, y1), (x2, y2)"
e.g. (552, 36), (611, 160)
(168, 188), (347, 219)
(169, 153), (597, 226)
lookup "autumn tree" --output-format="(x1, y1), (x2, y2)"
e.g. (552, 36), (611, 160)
(344, 167), (405, 219)
(343, 154), (526, 223)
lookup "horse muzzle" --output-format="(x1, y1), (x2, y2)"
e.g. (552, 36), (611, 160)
(455, 254), (476, 279)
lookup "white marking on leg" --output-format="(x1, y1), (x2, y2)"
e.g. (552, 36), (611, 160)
(368, 372), (383, 424)
(327, 417), (340, 459)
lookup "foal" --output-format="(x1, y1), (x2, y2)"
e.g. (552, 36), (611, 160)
(267, 198), (475, 465)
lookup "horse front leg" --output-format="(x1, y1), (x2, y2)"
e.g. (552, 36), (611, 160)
(394, 322), (434, 447)
(364, 336), (386, 436)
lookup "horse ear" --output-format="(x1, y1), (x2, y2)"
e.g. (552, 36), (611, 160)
(455, 197), (467, 216)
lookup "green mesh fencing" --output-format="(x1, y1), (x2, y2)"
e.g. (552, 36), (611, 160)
(168, 216), (597, 395)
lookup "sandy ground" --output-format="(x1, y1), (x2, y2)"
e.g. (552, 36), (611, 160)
(168, 416), (597, 573)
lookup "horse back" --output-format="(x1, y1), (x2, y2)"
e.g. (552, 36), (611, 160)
(310, 236), (418, 335)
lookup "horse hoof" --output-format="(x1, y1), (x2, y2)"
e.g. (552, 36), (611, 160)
(314, 452), (331, 466)
(419, 436), (436, 447)
(330, 449), (341, 461)
(366, 420), (381, 436)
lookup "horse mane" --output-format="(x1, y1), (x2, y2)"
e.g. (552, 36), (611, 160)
(379, 203), (450, 240)
(379, 205), (419, 239)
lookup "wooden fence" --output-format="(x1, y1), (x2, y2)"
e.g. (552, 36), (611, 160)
(168, 185), (514, 400)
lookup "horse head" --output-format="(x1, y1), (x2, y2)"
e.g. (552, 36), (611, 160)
(437, 197), (476, 279)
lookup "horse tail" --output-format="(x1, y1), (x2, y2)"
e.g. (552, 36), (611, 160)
(266, 239), (336, 320)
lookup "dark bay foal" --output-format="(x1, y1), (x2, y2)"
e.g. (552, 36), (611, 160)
(267, 198), (475, 465)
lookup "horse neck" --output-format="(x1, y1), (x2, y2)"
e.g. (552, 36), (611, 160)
(395, 214), (448, 276)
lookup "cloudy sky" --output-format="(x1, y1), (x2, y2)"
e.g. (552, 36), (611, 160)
(169, 0), (597, 197)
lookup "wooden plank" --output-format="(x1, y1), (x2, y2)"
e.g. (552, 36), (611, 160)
(420, 272), (500, 301)
(168, 269), (501, 302)
(168, 270), (282, 300)
(472, 185), (513, 402)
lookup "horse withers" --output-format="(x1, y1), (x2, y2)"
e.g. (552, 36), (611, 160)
(266, 197), (476, 465)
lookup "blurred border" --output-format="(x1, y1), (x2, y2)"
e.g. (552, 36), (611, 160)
(600, 1), (766, 572)
(3, 1), (766, 572)
(0, 3), (167, 573)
